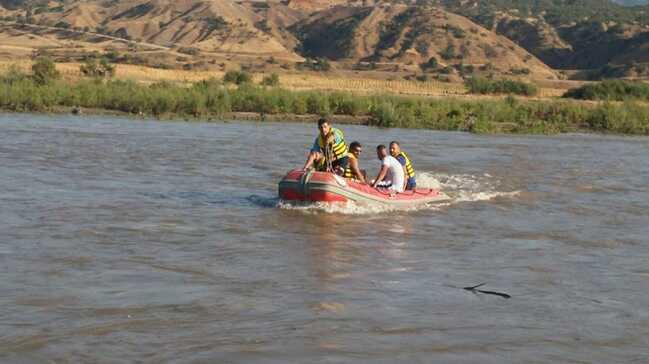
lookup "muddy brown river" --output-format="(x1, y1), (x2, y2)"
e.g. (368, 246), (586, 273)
(1, 113), (648, 363)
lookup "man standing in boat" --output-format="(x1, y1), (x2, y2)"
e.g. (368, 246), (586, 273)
(390, 141), (416, 190)
(302, 118), (349, 173)
(371, 144), (405, 193)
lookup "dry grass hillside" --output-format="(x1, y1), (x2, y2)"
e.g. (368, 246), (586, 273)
(492, 12), (649, 71)
(440, 0), (649, 77)
(492, 13), (573, 66)
(2, 58), (576, 98)
(286, 0), (362, 12)
(1, 0), (649, 78)
(294, 4), (557, 79)
(0, 0), (587, 89)
(12, 0), (305, 61)
(0, 59), (475, 97)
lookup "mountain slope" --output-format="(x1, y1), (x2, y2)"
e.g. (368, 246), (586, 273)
(1, 0), (648, 79)
(441, 0), (649, 71)
(19, 0), (305, 60)
(294, 4), (557, 78)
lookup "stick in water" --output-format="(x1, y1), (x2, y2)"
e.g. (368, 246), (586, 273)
(464, 283), (510, 299)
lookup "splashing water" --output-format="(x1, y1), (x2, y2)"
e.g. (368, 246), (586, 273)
(276, 200), (402, 215)
(416, 172), (520, 202)
(276, 172), (520, 215)
(246, 194), (280, 208)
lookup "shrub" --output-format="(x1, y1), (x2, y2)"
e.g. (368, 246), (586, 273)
(31, 57), (60, 85)
(465, 77), (538, 96)
(421, 57), (438, 70)
(260, 73), (280, 87)
(510, 67), (531, 75)
(306, 92), (331, 115)
(563, 80), (649, 101)
(223, 70), (252, 85)
(80, 58), (115, 78)
(443, 24), (466, 39)
(254, 20), (271, 33)
(483, 44), (498, 58)
(206, 16), (228, 32)
(369, 100), (398, 127)
(480, 62), (495, 72)
(328, 92), (367, 116)
(438, 66), (453, 74)
(54, 21), (70, 29)
(440, 44), (457, 60)
(178, 47), (200, 56)
(0, 64), (29, 85)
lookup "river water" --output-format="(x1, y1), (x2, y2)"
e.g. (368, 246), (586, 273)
(1, 113), (648, 363)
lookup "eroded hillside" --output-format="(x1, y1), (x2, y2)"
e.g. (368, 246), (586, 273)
(0, 0), (648, 79)
(294, 4), (556, 78)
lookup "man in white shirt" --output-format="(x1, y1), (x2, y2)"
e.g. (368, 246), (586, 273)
(371, 144), (405, 193)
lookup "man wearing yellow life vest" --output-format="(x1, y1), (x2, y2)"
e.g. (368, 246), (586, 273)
(389, 141), (416, 190)
(302, 118), (349, 173)
(343, 141), (367, 183)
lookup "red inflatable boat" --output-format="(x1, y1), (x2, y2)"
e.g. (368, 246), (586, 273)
(278, 169), (450, 207)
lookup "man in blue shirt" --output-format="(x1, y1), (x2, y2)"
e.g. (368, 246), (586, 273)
(302, 118), (349, 172)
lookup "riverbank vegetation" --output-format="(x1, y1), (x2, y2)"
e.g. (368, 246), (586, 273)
(563, 79), (649, 101)
(1, 65), (648, 135)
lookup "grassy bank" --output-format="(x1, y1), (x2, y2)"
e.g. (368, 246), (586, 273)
(1, 71), (648, 135)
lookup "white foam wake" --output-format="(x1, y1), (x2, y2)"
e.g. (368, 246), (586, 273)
(277, 200), (397, 214)
(416, 172), (520, 202)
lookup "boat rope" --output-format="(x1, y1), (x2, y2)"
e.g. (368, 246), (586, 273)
(324, 143), (334, 172)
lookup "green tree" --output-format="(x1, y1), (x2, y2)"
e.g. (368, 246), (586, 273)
(80, 58), (116, 78)
(223, 70), (252, 85)
(421, 57), (438, 70)
(31, 57), (60, 85)
(440, 44), (456, 60)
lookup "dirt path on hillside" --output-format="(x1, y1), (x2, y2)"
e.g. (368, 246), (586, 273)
(0, 21), (171, 51)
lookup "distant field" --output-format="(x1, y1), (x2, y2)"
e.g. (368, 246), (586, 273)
(0, 60), (573, 98)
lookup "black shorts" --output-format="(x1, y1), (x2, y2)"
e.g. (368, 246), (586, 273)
(332, 156), (349, 171)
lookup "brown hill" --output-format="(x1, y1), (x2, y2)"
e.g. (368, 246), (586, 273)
(22, 0), (304, 60)
(492, 13), (573, 67)
(286, 0), (360, 12)
(440, 0), (649, 76)
(294, 4), (557, 79)
(0, 0), (555, 79)
(488, 12), (649, 70)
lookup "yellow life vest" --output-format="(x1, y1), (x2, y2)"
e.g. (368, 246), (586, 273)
(344, 152), (357, 179)
(317, 127), (347, 161)
(397, 151), (415, 178)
